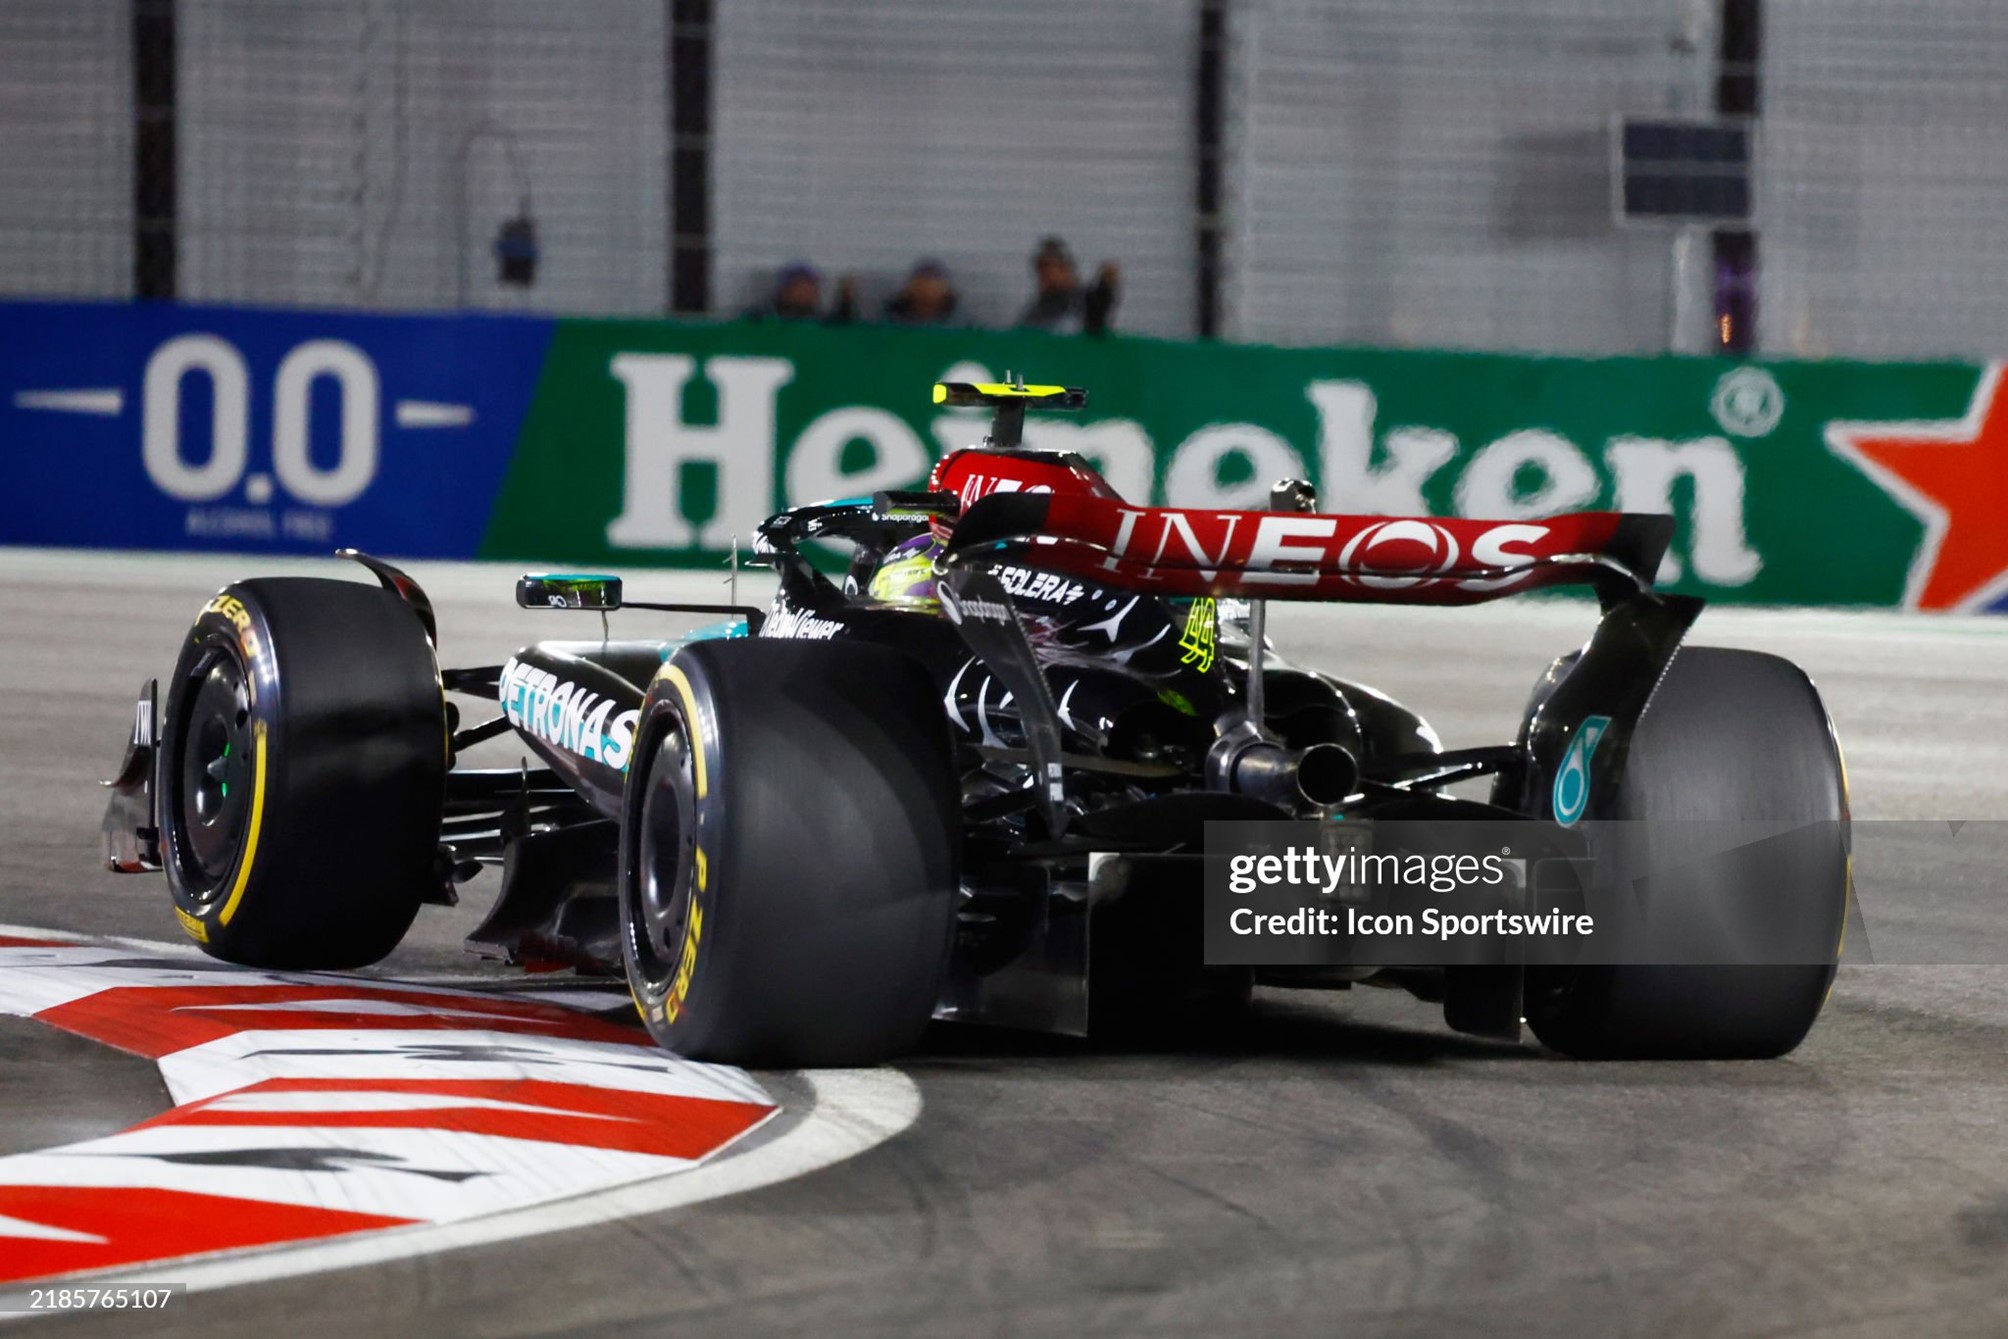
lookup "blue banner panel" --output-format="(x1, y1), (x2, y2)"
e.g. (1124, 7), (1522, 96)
(0, 302), (553, 559)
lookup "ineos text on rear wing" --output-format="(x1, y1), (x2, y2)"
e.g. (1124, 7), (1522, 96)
(944, 493), (1675, 606)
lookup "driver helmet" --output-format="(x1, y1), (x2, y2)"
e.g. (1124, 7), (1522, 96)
(867, 531), (944, 609)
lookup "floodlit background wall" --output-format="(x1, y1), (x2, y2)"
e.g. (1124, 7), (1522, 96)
(710, 0), (1195, 336)
(4, 0), (2006, 357)
(172, 0), (667, 315)
(0, 0), (133, 300)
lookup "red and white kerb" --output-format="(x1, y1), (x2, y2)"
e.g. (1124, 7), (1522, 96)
(0, 934), (776, 1285)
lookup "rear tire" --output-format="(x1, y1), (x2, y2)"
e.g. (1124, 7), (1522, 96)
(158, 578), (445, 969)
(619, 639), (959, 1066)
(1526, 647), (1849, 1059)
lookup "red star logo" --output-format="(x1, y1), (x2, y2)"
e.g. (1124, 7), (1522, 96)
(1826, 365), (2008, 610)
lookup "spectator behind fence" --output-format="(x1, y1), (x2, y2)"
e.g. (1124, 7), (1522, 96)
(883, 258), (960, 326)
(744, 261), (858, 324)
(1017, 237), (1119, 336)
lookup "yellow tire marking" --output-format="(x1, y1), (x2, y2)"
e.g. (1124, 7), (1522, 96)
(175, 906), (210, 944)
(217, 719), (269, 927)
(661, 664), (707, 800)
(655, 665), (710, 1025)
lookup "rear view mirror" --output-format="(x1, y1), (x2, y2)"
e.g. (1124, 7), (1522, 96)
(517, 574), (623, 611)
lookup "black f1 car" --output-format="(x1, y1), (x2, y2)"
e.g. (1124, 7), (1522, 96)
(104, 380), (1850, 1065)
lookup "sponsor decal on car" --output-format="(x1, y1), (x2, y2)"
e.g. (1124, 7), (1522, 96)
(954, 473), (1052, 503)
(761, 607), (845, 640)
(499, 658), (640, 770)
(940, 589), (1013, 625)
(1551, 715), (1611, 827)
(994, 566), (1086, 605)
(1098, 508), (1555, 594)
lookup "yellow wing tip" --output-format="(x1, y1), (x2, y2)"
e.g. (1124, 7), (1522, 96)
(931, 381), (1087, 408)
(975, 382), (1068, 398)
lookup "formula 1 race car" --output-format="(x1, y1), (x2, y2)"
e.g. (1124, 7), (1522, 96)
(103, 380), (1851, 1065)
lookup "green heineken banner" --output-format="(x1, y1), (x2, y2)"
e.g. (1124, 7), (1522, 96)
(7, 302), (2005, 610)
(486, 320), (2002, 610)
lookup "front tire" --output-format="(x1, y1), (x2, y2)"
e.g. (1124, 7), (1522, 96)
(619, 639), (959, 1066)
(158, 578), (445, 969)
(1526, 647), (1850, 1059)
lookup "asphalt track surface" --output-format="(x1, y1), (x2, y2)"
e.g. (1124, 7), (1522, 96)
(3, 548), (2006, 1337)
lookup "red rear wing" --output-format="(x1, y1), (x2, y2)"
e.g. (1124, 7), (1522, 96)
(945, 493), (1674, 605)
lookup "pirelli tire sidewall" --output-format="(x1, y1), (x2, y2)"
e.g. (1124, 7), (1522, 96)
(158, 577), (446, 969)
(619, 638), (960, 1067)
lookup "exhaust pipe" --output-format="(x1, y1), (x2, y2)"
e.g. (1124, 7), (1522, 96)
(1231, 740), (1359, 809)
(1210, 723), (1359, 810)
